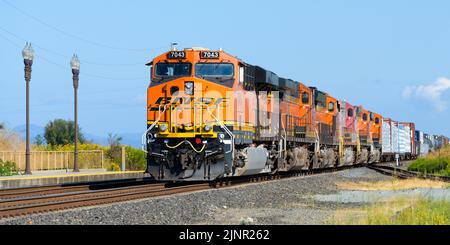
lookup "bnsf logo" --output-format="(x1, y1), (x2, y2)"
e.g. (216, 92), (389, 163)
(149, 97), (229, 111)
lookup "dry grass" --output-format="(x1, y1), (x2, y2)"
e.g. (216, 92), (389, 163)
(427, 145), (450, 159)
(0, 129), (24, 151)
(336, 178), (449, 191)
(330, 197), (450, 225)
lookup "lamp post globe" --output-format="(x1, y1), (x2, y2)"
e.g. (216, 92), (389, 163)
(22, 42), (35, 62)
(23, 42), (34, 175)
(71, 54), (80, 71)
(71, 54), (80, 172)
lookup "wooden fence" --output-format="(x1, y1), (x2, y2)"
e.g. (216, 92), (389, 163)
(0, 150), (104, 171)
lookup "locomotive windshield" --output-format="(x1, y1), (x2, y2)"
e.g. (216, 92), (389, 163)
(155, 63), (191, 77)
(195, 63), (234, 77)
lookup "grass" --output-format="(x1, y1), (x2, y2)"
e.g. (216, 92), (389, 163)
(330, 197), (450, 225)
(408, 146), (450, 177)
(0, 129), (24, 151)
(336, 179), (450, 191)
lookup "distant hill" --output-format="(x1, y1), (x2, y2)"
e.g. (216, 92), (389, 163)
(83, 132), (142, 148)
(120, 132), (142, 148)
(13, 124), (45, 141)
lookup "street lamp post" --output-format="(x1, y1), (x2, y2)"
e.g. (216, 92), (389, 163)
(71, 54), (80, 173)
(22, 43), (34, 175)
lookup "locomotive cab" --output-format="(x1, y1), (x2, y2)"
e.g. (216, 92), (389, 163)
(143, 47), (279, 181)
(144, 48), (242, 180)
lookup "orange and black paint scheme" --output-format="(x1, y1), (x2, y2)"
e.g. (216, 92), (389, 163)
(143, 47), (408, 181)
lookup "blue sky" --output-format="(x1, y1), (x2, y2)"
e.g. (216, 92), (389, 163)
(1, 0), (449, 138)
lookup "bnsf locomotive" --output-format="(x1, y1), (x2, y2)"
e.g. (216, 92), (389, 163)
(142, 47), (419, 181)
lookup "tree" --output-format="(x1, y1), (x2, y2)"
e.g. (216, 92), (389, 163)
(106, 133), (123, 163)
(34, 134), (45, 146)
(44, 119), (86, 147)
(107, 133), (123, 148)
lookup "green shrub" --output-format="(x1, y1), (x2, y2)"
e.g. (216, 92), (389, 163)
(109, 162), (121, 172)
(0, 159), (19, 176)
(125, 146), (146, 171)
(409, 157), (450, 176)
(32, 140), (147, 172)
(104, 146), (146, 171)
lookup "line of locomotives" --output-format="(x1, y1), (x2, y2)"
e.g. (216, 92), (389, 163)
(142, 47), (441, 181)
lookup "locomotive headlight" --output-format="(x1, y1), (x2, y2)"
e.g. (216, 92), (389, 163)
(159, 124), (168, 132)
(185, 82), (194, 95)
(204, 125), (212, 132)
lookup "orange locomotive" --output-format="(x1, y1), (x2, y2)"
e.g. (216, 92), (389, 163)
(143, 47), (384, 181)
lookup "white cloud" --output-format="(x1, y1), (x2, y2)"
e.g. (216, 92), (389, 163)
(402, 77), (450, 112)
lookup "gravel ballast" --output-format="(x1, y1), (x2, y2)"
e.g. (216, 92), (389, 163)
(0, 168), (397, 225)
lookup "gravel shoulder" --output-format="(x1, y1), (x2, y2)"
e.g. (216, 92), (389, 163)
(0, 167), (425, 225)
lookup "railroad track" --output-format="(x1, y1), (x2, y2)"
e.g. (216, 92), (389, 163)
(0, 164), (362, 219)
(0, 182), (210, 219)
(0, 177), (158, 200)
(367, 165), (450, 183)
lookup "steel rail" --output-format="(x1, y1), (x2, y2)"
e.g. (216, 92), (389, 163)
(368, 165), (450, 183)
(0, 183), (210, 219)
(0, 183), (168, 209)
(0, 177), (157, 200)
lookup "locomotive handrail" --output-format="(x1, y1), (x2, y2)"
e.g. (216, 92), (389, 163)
(141, 104), (168, 153)
(205, 106), (235, 158)
(280, 114), (288, 159)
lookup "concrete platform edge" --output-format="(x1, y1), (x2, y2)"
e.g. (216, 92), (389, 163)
(0, 172), (146, 189)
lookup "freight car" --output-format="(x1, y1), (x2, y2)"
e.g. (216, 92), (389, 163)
(415, 130), (430, 156)
(379, 118), (415, 161)
(142, 47), (424, 181)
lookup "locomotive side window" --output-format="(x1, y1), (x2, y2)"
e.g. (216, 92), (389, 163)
(301, 92), (309, 104)
(315, 91), (326, 108)
(328, 102), (335, 112)
(155, 63), (191, 77)
(348, 108), (354, 117)
(375, 117), (380, 124)
(363, 113), (368, 121)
